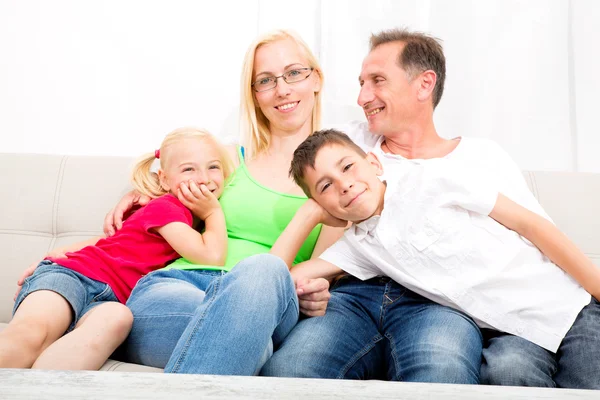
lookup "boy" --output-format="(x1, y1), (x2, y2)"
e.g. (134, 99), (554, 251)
(272, 128), (600, 387)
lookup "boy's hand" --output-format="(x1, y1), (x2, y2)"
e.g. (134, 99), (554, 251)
(296, 278), (331, 317)
(177, 181), (221, 220)
(304, 199), (348, 228)
(104, 190), (151, 236)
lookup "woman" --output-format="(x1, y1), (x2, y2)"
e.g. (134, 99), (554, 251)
(103, 30), (344, 375)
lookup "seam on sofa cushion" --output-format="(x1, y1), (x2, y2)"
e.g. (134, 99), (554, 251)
(0, 230), (102, 237)
(527, 171), (540, 200)
(0, 230), (54, 237)
(106, 361), (123, 371)
(50, 156), (68, 250)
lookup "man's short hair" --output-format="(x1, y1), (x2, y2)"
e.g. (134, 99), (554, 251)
(370, 28), (446, 108)
(290, 129), (367, 197)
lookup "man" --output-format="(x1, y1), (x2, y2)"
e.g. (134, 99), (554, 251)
(263, 28), (599, 388)
(261, 29), (485, 384)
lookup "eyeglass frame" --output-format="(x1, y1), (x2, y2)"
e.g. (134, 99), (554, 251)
(251, 67), (315, 93)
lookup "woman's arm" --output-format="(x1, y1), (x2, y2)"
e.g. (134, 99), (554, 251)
(310, 225), (346, 258)
(490, 193), (600, 300)
(103, 190), (151, 236)
(270, 199), (346, 268)
(47, 236), (103, 258)
(14, 236), (103, 300)
(269, 199), (346, 317)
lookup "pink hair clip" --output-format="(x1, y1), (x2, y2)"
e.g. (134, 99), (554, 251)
(155, 149), (160, 159)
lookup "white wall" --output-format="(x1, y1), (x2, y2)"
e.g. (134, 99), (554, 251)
(1, 0), (599, 172)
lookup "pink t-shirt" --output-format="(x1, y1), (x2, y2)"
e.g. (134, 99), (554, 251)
(48, 194), (192, 303)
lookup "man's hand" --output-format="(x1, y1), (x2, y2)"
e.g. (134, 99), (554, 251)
(103, 190), (151, 236)
(296, 277), (331, 317)
(177, 181), (221, 221)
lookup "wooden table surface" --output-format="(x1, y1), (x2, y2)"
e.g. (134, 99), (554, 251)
(0, 369), (597, 399)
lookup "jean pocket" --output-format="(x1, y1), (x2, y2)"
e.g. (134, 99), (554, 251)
(91, 284), (114, 303)
(330, 273), (353, 291)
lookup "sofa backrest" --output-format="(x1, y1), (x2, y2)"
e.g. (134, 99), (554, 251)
(1, 153), (599, 323)
(1, 153), (133, 322)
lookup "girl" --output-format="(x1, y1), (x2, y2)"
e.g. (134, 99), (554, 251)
(0, 127), (232, 370)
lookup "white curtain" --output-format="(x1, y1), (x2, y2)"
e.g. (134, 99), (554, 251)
(1, 0), (598, 172)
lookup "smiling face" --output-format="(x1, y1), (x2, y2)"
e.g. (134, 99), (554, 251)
(303, 144), (386, 223)
(357, 41), (422, 136)
(158, 137), (226, 199)
(253, 38), (322, 136)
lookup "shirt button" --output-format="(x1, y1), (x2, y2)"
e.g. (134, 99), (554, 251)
(516, 326), (524, 334)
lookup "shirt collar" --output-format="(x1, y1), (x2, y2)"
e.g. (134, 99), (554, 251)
(352, 215), (381, 240)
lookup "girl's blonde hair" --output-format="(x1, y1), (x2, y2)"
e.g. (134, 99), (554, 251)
(131, 127), (234, 198)
(239, 29), (324, 160)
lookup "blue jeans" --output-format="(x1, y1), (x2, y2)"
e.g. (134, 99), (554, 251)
(14, 260), (119, 332)
(261, 275), (482, 383)
(122, 254), (299, 375)
(481, 297), (600, 389)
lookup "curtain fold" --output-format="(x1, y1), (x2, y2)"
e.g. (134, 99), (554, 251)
(1, 0), (597, 172)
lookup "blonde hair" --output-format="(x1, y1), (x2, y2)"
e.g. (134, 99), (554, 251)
(131, 127), (234, 198)
(239, 29), (324, 160)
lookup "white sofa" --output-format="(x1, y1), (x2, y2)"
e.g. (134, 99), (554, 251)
(1, 152), (600, 373)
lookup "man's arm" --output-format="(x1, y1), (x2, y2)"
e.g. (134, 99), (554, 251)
(490, 193), (600, 300)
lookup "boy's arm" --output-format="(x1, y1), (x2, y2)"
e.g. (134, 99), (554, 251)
(490, 193), (600, 300)
(290, 258), (344, 282)
(290, 258), (343, 318)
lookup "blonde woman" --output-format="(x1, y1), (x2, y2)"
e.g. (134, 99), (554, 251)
(101, 30), (343, 375)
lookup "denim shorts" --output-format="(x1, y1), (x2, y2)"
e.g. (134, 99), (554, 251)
(13, 260), (119, 332)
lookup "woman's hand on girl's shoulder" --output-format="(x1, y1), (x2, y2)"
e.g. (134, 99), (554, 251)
(104, 190), (151, 236)
(177, 181), (222, 221)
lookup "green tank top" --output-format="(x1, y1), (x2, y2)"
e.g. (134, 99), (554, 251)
(167, 147), (322, 271)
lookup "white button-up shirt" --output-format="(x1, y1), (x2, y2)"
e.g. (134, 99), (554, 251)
(321, 124), (590, 352)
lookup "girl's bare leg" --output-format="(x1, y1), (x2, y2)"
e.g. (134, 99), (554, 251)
(0, 290), (72, 368)
(32, 302), (133, 370)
